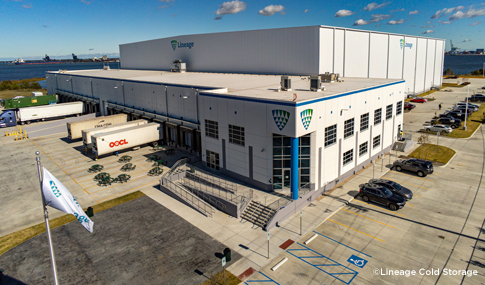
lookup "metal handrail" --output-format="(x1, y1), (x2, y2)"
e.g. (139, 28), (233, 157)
(190, 166), (237, 194)
(184, 172), (237, 201)
(267, 196), (292, 211)
(298, 183), (311, 198)
(181, 179), (227, 211)
(162, 158), (188, 179)
(162, 178), (214, 217)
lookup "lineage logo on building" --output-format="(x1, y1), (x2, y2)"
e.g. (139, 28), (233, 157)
(400, 39), (413, 50)
(300, 109), (313, 130)
(272, 110), (290, 131)
(171, 40), (195, 51)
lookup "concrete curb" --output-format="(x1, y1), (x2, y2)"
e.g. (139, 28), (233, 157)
(439, 151), (457, 168)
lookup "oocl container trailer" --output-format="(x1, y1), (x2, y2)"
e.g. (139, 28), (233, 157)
(0, 101), (83, 128)
(82, 119), (148, 152)
(67, 113), (128, 140)
(91, 123), (162, 159)
(0, 93), (57, 109)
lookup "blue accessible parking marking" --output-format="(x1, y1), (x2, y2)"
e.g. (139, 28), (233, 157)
(313, 231), (372, 258)
(245, 271), (281, 284)
(347, 255), (368, 268)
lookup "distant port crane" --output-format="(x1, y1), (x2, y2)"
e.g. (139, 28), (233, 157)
(450, 39), (460, 55)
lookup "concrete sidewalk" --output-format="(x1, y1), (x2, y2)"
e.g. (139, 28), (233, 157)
(141, 152), (395, 280)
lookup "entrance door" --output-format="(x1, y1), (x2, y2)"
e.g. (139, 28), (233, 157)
(283, 169), (291, 188)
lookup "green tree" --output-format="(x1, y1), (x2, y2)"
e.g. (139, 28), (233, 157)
(444, 68), (454, 75)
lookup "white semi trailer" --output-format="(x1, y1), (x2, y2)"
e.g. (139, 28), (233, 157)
(82, 119), (148, 152)
(67, 113), (128, 140)
(91, 123), (162, 158)
(0, 102), (83, 127)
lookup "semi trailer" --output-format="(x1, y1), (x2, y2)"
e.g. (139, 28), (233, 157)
(0, 93), (57, 109)
(82, 119), (147, 152)
(67, 113), (128, 139)
(0, 101), (83, 128)
(91, 123), (162, 158)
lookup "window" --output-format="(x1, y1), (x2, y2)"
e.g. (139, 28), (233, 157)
(359, 141), (368, 157)
(229, 124), (245, 146)
(386, 104), (393, 120)
(396, 101), (403, 115)
(343, 149), (353, 166)
(344, 118), (354, 139)
(205, 120), (219, 139)
(206, 150), (220, 171)
(374, 108), (382, 125)
(373, 135), (381, 149)
(360, 113), (369, 132)
(325, 124), (337, 147)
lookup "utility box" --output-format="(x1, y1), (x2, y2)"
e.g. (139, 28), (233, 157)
(280, 76), (291, 91)
(310, 75), (321, 92)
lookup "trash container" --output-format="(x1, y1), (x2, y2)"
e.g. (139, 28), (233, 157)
(85, 207), (94, 217)
(224, 248), (231, 262)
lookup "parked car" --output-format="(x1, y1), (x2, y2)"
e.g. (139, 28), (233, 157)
(453, 106), (476, 113)
(431, 117), (460, 128)
(368, 179), (413, 200)
(468, 94), (485, 102)
(404, 102), (416, 110)
(393, 158), (434, 177)
(456, 102), (479, 109)
(424, 124), (452, 134)
(410, 97), (427, 103)
(441, 111), (466, 120)
(358, 183), (406, 211)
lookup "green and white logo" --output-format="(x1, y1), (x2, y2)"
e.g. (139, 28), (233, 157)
(400, 39), (404, 50)
(272, 110), (290, 131)
(50, 181), (61, 198)
(171, 40), (177, 51)
(300, 109), (313, 130)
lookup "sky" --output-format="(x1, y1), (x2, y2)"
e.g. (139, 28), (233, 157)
(1, 0), (485, 60)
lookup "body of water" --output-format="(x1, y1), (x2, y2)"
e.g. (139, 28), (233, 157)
(443, 55), (485, 75)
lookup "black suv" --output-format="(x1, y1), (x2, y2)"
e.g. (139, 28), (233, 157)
(432, 117), (460, 128)
(392, 158), (434, 177)
(358, 183), (406, 211)
(469, 94), (485, 102)
(368, 179), (413, 200)
(441, 111), (465, 120)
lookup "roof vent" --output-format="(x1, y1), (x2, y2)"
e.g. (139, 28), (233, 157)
(171, 59), (186, 73)
(279, 75), (292, 91)
(310, 75), (325, 92)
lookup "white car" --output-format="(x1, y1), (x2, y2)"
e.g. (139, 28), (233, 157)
(424, 124), (452, 134)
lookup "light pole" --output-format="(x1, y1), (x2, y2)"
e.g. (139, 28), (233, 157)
(464, 85), (469, 130)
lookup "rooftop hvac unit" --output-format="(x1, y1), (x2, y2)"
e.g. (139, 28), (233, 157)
(310, 75), (322, 92)
(280, 75), (292, 91)
(171, 59), (186, 73)
(320, 72), (341, 82)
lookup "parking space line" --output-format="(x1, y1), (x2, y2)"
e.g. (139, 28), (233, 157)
(381, 177), (429, 189)
(414, 195), (422, 198)
(432, 173), (440, 176)
(312, 231), (372, 258)
(244, 271), (281, 284)
(389, 171), (434, 182)
(328, 219), (385, 242)
(341, 208), (396, 229)
(406, 203), (415, 207)
(352, 199), (406, 217)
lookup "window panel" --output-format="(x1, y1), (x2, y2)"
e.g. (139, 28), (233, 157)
(396, 101), (403, 115)
(373, 135), (381, 149)
(325, 124), (337, 147)
(205, 119), (219, 139)
(386, 104), (393, 120)
(229, 124), (245, 146)
(359, 141), (368, 157)
(344, 118), (354, 139)
(374, 108), (382, 125)
(343, 149), (354, 165)
(360, 113), (369, 132)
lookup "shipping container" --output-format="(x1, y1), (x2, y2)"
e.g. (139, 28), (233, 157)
(1, 94), (57, 109)
(82, 119), (147, 151)
(92, 123), (162, 157)
(67, 113), (128, 139)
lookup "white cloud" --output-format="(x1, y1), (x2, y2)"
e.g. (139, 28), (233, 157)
(431, 6), (464, 19)
(304, 9), (309, 13)
(353, 19), (368, 26)
(363, 2), (389, 11)
(335, 9), (354, 17)
(22, 4), (32, 8)
(387, 19), (404, 25)
(427, 21), (432, 24)
(259, 5), (285, 16)
(409, 10), (418, 15)
(422, 30), (434, 34)
(463, 39), (471, 42)
(369, 14), (391, 22)
(215, 0), (246, 16)
(441, 21), (451, 24)
(390, 8), (405, 13)
(449, 8), (485, 21)
(470, 21), (481, 26)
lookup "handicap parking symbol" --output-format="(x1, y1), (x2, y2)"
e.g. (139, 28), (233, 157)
(347, 255), (368, 268)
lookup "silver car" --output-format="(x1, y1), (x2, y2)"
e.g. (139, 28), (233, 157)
(424, 124), (452, 133)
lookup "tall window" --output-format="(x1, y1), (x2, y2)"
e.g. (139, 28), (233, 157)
(229, 124), (245, 146)
(396, 101), (403, 115)
(373, 135), (381, 149)
(386, 104), (393, 120)
(343, 149), (353, 166)
(374, 108), (382, 125)
(205, 120), (219, 139)
(344, 118), (354, 139)
(325, 124), (337, 147)
(359, 141), (368, 157)
(360, 113), (369, 132)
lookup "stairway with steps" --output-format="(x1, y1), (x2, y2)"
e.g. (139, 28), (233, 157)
(241, 201), (276, 229)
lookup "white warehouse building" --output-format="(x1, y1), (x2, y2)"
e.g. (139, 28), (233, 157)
(46, 26), (443, 224)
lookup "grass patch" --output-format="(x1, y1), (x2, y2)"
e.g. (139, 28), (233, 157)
(446, 104), (485, 138)
(0, 191), (145, 256)
(408, 144), (456, 164)
(0, 89), (47, 100)
(442, 83), (465, 88)
(201, 269), (241, 285)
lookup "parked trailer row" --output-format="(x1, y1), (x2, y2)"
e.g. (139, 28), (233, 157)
(1, 94), (57, 109)
(0, 102), (83, 128)
(67, 113), (128, 139)
(82, 119), (148, 152)
(92, 123), (162, 158)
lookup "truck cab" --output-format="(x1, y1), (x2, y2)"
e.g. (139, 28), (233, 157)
(0, 110), (17, 128)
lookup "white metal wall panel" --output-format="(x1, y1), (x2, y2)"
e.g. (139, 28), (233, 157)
(46, 74), (57, 95)
(424, 40), (436, 90)
(167, 86), (197, 123)
(434, 40), (445, 87)
(333, 29), (345, 76)
(402, 37), (417, 95)
(120, 26), (320, 75)
(72, 77), (92, 97)
(368, 33), (389, 78)
(56, 74), (72, 93)
(319, 27), (334, 74)
(344, 31), (369, 78)
(387, 35), (404, 79)
(414, 38), (428, 94)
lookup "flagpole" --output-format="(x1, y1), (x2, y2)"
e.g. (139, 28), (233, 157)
(35, 151), (59, 285)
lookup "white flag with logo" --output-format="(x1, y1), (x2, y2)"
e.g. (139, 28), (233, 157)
(42, 167), (94, 233)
